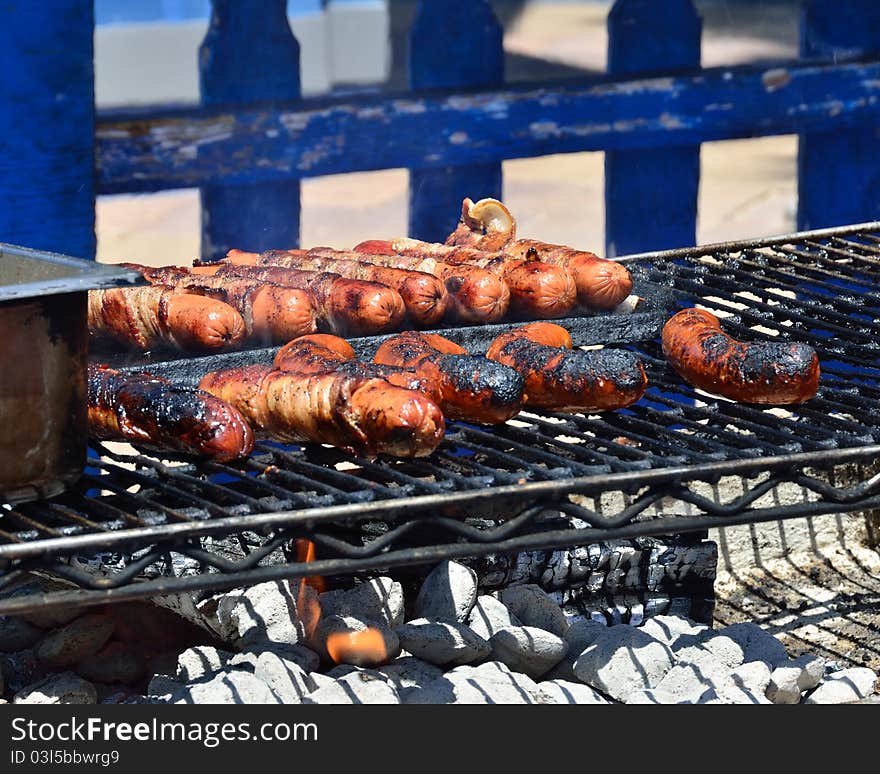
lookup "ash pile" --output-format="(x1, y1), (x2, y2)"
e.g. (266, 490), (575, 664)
(1, 560), (877, 705)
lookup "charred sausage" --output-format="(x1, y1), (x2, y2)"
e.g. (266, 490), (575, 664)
(199, 364), (444, 458)
(373, 331), (525, 424)
(486, 322), (647, 412)
(661, 308), (820, 404)
(88, 285), (246, 352)
(273, 334), (443, 404)
(88, 364), (254, 461)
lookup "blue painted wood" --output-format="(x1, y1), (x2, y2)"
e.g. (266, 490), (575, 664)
(97, 58), (880, 198)
(200, 0), (301, 259)
(605, 0), (701, 257)
(798, 0), (880, 231)
(0, 1), (96, 259)
(408, 0), (503, 241)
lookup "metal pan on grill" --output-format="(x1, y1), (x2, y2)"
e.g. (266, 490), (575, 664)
(0, 244), (142, 503)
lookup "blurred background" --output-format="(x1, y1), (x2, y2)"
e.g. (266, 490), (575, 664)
(95, 0), (802, 266)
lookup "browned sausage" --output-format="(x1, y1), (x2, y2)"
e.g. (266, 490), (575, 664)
(486, 322), (647, 412)
(373, 331), (524, 424)
(445, 197), (633, 311)
(661, 308), (820, 404)
(273, 334), (443, 404)
(125, 263), (317, 344)
(353, 240), (511, 324)
(88, 285), (246, 352)
(88, 364), (254, 461)
(243, 249), (450, 327)
(188, 262), (405, 336)
(380, 237), (577, 319)
(199, 364), (444, 458)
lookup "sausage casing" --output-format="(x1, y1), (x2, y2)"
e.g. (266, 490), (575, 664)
(88, 364), (254, 461)
(661, 308), (820, 404)
(487, 322), (647, 412)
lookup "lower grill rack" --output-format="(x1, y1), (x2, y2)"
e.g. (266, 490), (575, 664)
(3, 221), (880, 612)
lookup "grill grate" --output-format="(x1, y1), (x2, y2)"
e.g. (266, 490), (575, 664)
(3, 222), (880, 612)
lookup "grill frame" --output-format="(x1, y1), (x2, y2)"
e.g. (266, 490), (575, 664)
(3, 220), (880, 613)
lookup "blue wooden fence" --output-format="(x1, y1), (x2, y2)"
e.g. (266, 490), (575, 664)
(2, 0), (879, 261)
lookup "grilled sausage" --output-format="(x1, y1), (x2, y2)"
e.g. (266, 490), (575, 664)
(377, 237), (577, 319)
(661, 308), (820, 404)
(486, 322), (647, 412)
(199, 364), (444, 458)
(273, 334), (443, 404)
(373, 331), (524, 424)
(446, 197), (633, 311)
(238, 249), (450, 327)
(88, 364), (254, 461)
(88, 285), (246, 352)
(190, 260), (405, 337)
(352, 240), (511, 324)
(125, 264), (317, 345)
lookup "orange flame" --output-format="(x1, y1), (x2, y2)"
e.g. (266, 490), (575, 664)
(326, 628), (388, 665)
(294, 538), (388, 665)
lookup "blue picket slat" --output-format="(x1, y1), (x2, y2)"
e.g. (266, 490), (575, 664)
(605, 0), (701, 258)
(199, 0), (301, 259)
(0, 1), (96, 259)
(408, 0), (503, 242)
(798, 0), (880, 231)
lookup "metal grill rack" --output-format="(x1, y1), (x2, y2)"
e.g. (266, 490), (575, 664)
(2, 222), (880, 613)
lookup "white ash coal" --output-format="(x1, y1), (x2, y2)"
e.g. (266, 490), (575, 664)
(2, 563), (877, 705)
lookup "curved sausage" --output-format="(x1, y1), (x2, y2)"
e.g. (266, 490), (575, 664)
(661, 308), (820, 404)
(487, 322), (647, 412)
(373, 331), (524, 424)
(88, 285), (247, 352)
(88, 364), (254, 461)
(199, 364), (444, 458)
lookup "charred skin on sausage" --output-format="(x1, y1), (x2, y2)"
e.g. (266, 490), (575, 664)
(487, 322), (647, 412)
(661, 308), (820, 405)
(88, 364), (254, 461)
(373, 331), (525, 424)
(273, 334), (443, 405)
(198, 364), (444, 459)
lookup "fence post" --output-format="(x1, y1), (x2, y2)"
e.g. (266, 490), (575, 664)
(0, 1), (96, 259)
(605, 0), (701, 257)
(408, 0), (504, 242)
(200, 0), (301, 259)
(798, 0), (880, 231)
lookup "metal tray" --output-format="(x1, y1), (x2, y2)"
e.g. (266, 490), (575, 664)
(0, 244), (142, 502)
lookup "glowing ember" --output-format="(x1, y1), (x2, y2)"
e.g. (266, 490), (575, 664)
(326, 628), (388, 665)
